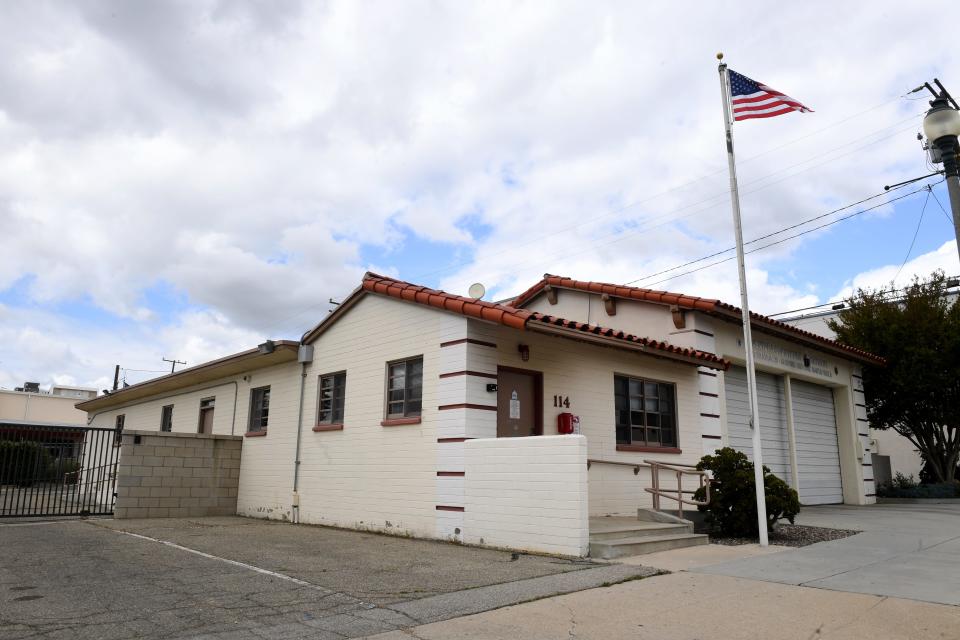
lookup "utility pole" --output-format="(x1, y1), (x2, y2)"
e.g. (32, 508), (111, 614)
(921, 79), (960, 263)
(162, 357), (186, 373)
(112, 365), (120, 391)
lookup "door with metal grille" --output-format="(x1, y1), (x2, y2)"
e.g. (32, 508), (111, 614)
(0, 424), (120, 517)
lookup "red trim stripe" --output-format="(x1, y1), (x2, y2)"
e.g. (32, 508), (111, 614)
(437, 471), (465, 477)
(439, 370), (498, 379)
(437, 437), (473, 443)
(735, 107), (795, 121)
(436, 505), (465, 512)
(438, 403), (497, 411)
(440, 338), (497, 349)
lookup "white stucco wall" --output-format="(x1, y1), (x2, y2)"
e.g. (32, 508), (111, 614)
(0, 389), (89, 424)
(294, 294), (451, 539)
(464, 435), (588, 557)
(472, 320), (704, 517)
(87, 362), (302, 521)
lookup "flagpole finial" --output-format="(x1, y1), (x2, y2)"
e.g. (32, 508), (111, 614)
(716, 52), (724, 60)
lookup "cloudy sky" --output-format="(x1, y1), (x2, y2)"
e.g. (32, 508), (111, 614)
(2, 1), (959, 391)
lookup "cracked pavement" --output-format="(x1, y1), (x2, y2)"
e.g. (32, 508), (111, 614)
(0, 517), (654, 639)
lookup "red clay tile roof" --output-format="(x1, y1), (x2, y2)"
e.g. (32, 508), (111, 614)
(509, 274), (884, 366)
(302, 273), (728, 369)
(363, 273), (532, 330)
(527, 314), (727, 368)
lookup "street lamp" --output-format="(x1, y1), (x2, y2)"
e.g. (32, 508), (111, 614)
(923, 91), (960, 262)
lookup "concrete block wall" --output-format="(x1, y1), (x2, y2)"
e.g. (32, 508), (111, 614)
(464, 435), (589, 557)
(115, 430), (243, 518)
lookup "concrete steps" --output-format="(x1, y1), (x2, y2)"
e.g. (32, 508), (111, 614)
(589, 514), (709, 559)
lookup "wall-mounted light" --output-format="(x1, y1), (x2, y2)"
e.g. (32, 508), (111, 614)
(518, 344), (530, 362)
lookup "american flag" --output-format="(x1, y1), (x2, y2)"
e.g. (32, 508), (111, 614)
(729, 70), (813, 121)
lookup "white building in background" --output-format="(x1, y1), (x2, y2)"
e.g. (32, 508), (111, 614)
(78, 272), (882, 557)
(0, 383), (96, 425)
(777, 280), (960, 484)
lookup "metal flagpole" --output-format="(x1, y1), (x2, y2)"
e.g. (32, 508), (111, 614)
(717, 53), (769, 546)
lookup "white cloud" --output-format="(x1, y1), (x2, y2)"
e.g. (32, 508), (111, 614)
(0, 1), (958, 386)
(833, 240), (960, 300)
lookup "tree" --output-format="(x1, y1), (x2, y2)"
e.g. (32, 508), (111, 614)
(828, 272), (960, 483)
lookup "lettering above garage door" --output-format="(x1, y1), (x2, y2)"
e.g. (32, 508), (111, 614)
(751, 340), (834, 379)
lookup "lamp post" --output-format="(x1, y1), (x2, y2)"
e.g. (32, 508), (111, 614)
(923, 90), (960, 263)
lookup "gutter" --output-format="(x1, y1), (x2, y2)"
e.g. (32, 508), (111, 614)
(291, 345), (314, 524)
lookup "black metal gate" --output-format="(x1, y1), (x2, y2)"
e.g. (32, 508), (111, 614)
(0, 424), (121, 517)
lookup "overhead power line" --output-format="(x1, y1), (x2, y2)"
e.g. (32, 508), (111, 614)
(414, 109), (925, 285)
(624, 185), (912, 286)
(893, 187), (931, 281)
(767, 272), (960, 318)
(437, 118), (925, 292)
(629, 183), (936, 289)
(626, 182), (934, 286)
(262, 96), (925, 336)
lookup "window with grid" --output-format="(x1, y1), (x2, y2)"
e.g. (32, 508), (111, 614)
(248, 386), (271, 432)
(386, 357), (423, 418)
(317, 372), (346, 424)
(614, 375), (677, 448)
(160, 405), (173, 432)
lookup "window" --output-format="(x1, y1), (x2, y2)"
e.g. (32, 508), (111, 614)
(317, 372), (346, 425)
(160, 405), (174, 432)
(386, 357), (423, 418)
(115, 414), (125, 446)
(248, 386), (270, 433)
(197, 397), (215, 434)
(614, 375), (677, 449)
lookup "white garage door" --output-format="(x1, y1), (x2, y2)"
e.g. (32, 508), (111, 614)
(792, 380), (844, 505)
(724, 366), (792, 485)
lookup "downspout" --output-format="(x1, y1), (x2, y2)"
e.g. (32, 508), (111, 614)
(229, 381), (239, 435)
(291, 363), (307, 524)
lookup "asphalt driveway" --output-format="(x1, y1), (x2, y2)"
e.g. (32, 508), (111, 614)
(695, 502), (960, 605)
(0, 517), (653, 639)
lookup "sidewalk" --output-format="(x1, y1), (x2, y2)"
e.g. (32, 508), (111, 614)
(365, 570), (959, 640)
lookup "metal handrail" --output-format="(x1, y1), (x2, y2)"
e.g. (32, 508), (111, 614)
(65, 460), (118, 486)
(643, 459), (711, 519)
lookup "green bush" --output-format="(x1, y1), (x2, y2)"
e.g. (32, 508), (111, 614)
(877, 481), (959, 499)
(0, 440), (54, 486)
(692, 447), (800, 537)
(46, 458), (81, 484)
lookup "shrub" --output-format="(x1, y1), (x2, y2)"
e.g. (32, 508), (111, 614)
(692, 447), (800, 537)
(46, 458), (81, 484)
(0, 440), (54, 486)
(891, 472), (917, 490)
(877, 481), (959, 499)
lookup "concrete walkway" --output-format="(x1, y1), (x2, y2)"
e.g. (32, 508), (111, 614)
(0, 517), (654, 639)
(367, 503), (960, 639)
(695, 503), (960, 605)
(366, 572), (960, 639)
